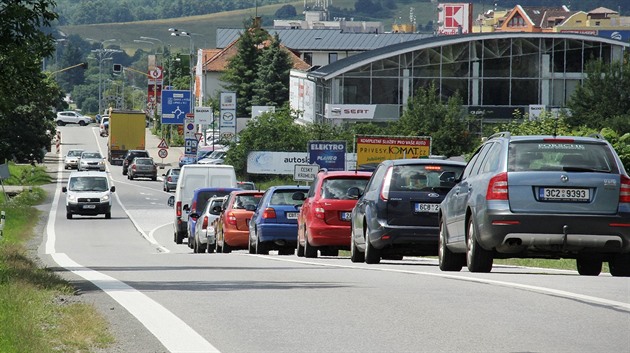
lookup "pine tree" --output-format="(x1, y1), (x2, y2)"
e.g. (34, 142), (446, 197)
(252, 33), (293, 108)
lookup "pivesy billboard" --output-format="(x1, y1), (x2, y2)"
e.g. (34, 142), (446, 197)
(308, 141), (346, 171)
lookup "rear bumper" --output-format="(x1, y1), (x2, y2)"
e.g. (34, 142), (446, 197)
(225, 230), (249, 247)
(368, 223), (439, 256)
(479, 211), (630, 254)
(308, 223), (352, 247)
(258, 224), (298, 246)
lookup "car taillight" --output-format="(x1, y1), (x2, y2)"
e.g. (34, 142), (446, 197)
(380, 166), (394, 201)
(262, 208), (276, 219)
(132, 165), (136, 170)
(227, 211), (237, 225)
(176, 201), (182, 217)
(486, 172), (509, 200)
(314, 204), (325, 220)
(167, 176), (172, 182)
(620, 175), (630, 203)
(202, 216), (208, 229)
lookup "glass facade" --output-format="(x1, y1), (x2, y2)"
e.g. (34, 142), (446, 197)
(311, 35), (626, 122)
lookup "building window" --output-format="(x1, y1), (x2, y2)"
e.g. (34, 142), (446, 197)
(303, 52), (312, 65)
(595, 21), (601, 26)
(329, 53), (338, 64)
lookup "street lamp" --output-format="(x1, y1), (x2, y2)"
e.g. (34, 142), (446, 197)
(169, 28), (200, 110)
(87, 38), (120, 115)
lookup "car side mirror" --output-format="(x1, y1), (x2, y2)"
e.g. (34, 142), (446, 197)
(245, 204), (257, 211)
(347, 187), (362, 199)
(62, 186), (67, 193)
(167, 195), (175, 207)
(110, 186), (116, 192)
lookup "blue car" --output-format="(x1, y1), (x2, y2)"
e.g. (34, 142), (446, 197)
(248, 185), (309, 255)
(186, 187), (240, 249)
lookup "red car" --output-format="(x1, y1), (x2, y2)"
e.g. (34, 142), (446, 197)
(296, 170), (372, 258)
(215, 190), (264, 253)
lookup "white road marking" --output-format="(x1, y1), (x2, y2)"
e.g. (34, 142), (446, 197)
(46, 132), (218, 352)
(249, 254), (630, 313)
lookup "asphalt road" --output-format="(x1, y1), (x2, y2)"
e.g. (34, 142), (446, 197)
(31, 125), (630, 353)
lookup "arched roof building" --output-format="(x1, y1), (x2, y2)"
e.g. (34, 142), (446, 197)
(293, 32), (629, 123)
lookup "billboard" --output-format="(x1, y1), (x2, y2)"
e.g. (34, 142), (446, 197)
(437, 3), (473, 35)
(247, 152), (357, 175)
(290, 70), (316, 124)
(355, 135), (431, 170)
(308, 141), (346, 171)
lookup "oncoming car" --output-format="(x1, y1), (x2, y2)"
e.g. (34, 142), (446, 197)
(439, 132), (630, 277)
(78, 151), (106, 171)
(62, 171), (115, 219)
(64, 149), (84, 170)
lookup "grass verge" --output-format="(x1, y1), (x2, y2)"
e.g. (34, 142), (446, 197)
(1, 164), (114, 352)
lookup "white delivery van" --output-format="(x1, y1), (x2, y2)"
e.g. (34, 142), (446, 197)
(168, 164), (237, 243)
(62, 171), (115, 219)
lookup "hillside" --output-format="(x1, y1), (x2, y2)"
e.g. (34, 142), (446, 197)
(58, 0), (439, 52)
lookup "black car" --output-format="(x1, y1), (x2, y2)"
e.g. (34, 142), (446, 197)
(122, 150), (150, 175)
(349, 159), (466, 264)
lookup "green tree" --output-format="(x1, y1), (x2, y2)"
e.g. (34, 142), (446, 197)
(567, 57), (630, 133)
(225, 105), (309, 178)
(275, 4), (297, 19)
(220, 19), (267, 117)
(251, 33), (293, 108)
(0, 0), (62, 162)
(396, 83), (474, 157)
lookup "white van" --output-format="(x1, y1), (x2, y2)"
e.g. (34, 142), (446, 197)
(62, 171), (115, 219)
(167, 164), (237, 243)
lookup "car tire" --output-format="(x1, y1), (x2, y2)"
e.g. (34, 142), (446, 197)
(152, 176), (157, 181)
(248, 235), (256, 254)
(350, 233), (364, 263)
(79, 121), (86, 126)
(576, 256), (602, 276)
(438, 219), (463, 271)
(56, 121), (64, 126)
(206, 242), (215, 254)
(364, 236), (381, 265)
(466, 218), (493, 273)
(175, 232), (184, 245)
(222, 240), (232, 253)
(608, 254), (630, 277)
(296, 231), (305, 257)
(215, 239), (222, 253)
(255, 234), (269, 255)
(304, 232), (318, 258)
(129, 173), (134, 180)
(193, 237), (202, 253)
(105, 212), (111, 219)
(66, 212), (72, 219)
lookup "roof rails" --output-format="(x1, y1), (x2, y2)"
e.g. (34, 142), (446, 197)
(487, 131), (511, 140)
(587, 133), (606, 140)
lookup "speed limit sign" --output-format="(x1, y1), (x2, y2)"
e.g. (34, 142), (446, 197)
(158, 148), (168, 159)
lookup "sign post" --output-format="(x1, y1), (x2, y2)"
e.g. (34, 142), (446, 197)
(293, 164), (319, 182)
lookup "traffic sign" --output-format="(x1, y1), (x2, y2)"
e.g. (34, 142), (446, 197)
(157, 138), (169, 149)
(294, 164), (319, 182)
(158, 149), (168, 159)
(195, 133), (203, 142)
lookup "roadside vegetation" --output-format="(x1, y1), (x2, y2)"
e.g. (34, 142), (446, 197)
(0, 164), (113, 353)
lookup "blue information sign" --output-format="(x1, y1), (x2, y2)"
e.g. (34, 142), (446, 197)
(161, 90), (191, 125)
(308, 141), (346, 171)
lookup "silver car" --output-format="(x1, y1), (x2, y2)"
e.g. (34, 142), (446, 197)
(78, 151), (106, 171)
(439, 133), (630, 276)
(192, 196), (227, 253)
(64, 149), (84, 170)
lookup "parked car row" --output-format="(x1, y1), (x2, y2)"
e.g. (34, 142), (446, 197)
(168, 133), (630, 277)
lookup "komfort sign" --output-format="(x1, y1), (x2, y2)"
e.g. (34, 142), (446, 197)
(355, 135), (432, 169)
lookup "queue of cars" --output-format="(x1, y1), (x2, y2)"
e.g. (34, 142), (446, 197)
(169, 133), (630, 277)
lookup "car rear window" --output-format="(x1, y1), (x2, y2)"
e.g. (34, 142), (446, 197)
(321, 178), (370, 199)
(270, 190), (304, 206)
(233, 194), (263, 209)
(508, 141), (617, 173)
(197, 190), (233, 212)
(390, 164), (464, 191)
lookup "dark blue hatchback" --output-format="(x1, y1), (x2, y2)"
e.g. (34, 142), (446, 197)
(248, 185), (309, 255)
(186, 187), (240, 248)
(350, 159), (466, 264)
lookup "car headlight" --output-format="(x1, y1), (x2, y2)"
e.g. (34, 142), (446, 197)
(101, 194), (110, 202)
(67, 194), (77, 202)
(98, 160), (105, 166)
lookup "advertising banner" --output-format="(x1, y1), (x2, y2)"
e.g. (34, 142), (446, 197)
(325, 104), (377, 120)
(437, 3), (473, 35)
(247, 152), (357, 175)
(308, 140), (346, 171)
(355, 135), (431, 170)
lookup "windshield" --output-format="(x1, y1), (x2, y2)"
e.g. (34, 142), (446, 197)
(69, 177), (109, 192)
(82, 152), (102, 159)
(68, 150), (83, 157)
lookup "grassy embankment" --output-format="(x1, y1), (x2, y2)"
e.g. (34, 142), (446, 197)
(0, 163), (113, 353)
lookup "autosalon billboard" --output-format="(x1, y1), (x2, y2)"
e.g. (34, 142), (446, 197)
(355, 135), (432, 170)
(247, 151), (357, 175)
(437, 3), (473, 35)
